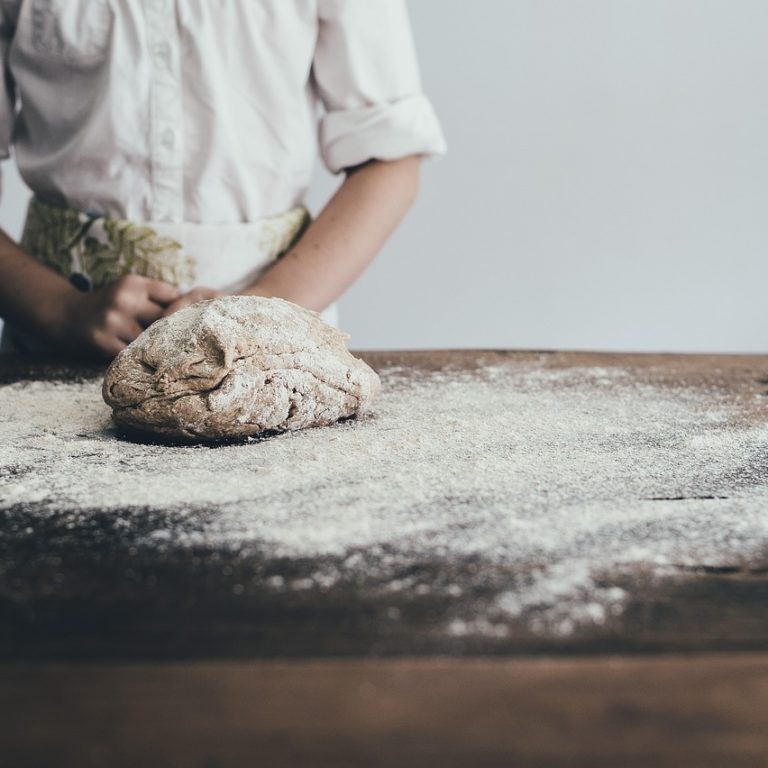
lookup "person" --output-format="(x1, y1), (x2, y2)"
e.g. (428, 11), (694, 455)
(0, 0), (445, 359)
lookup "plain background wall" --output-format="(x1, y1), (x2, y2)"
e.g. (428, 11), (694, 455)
(2, 0), (767, 352)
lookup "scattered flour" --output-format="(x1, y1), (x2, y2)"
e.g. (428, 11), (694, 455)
(2, 360), (768, 638)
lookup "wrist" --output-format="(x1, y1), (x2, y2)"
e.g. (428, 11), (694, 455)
(33, 280), (81, 343)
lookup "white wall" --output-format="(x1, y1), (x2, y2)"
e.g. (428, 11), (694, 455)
(3, 0), (768, 352)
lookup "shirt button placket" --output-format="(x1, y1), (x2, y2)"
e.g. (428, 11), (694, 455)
(145, 0), (183, 222)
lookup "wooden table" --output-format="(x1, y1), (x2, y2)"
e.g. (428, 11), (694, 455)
(1, 351), (768, 767)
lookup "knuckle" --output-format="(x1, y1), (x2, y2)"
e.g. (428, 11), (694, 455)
(114, 288), (141, 311)
(121, 273), (141, 288)
(112, 275), (140, 300)
(103, 308), (122, 329)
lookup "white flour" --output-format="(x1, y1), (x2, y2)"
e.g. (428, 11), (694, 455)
(2, 360), (768, 637)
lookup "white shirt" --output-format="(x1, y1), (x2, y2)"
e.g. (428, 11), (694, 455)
(0, 0), (446, 224)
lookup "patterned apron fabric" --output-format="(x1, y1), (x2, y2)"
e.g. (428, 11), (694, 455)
(21, 197), (311, 292)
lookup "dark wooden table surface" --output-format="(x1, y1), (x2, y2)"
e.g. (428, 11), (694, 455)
(1, 350), (768, 767)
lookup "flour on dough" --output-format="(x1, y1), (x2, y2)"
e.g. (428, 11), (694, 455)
(102, 296), (380, 441)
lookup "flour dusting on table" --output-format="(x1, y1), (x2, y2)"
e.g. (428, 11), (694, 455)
(2, 360), (768, 638)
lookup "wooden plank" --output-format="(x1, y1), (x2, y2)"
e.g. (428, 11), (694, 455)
(2, 655), (768, 768)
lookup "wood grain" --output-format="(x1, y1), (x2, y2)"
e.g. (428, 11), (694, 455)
(2, 655), (768, 768)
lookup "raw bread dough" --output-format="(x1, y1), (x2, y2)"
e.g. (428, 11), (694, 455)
(102, 296), (380, 442)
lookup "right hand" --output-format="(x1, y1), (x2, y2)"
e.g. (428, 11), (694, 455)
(50, 274), (180, 360)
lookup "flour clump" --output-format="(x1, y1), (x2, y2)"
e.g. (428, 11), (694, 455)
(102, 296), (380, 441)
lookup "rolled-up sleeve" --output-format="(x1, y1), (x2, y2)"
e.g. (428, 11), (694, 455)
(313, 0), (446, 174)
(0, 3), (16, 201)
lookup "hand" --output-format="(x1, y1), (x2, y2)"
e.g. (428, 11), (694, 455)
(159, 286), (224, 318)
(48, 274), (180, 360)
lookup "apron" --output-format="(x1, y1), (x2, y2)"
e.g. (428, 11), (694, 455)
(1, 198), (338, 354)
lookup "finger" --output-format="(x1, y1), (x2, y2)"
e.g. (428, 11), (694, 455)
(136, 299), (165, 328)
(186, 287), (224, 302)
(102, 308), (144, 342)
(116, 319), (145, 344)
(92, 331), (127, 361)
(160, 293), (204, 318)
(144, 279), (182, 305)
(159, 288), (223, 318)
(159, 298), (186, 319)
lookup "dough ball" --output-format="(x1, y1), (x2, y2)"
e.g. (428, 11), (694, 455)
(102, 296), (380, 442)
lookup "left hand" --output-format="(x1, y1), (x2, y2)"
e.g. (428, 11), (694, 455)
(160, 286), (225, 318)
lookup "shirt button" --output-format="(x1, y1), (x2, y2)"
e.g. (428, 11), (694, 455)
(160, 128), (176, 149)
(154, 41), (171, 64)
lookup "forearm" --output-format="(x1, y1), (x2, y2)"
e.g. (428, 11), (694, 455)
(243, 156), (422, 312)
(0, 228), (76, 337)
